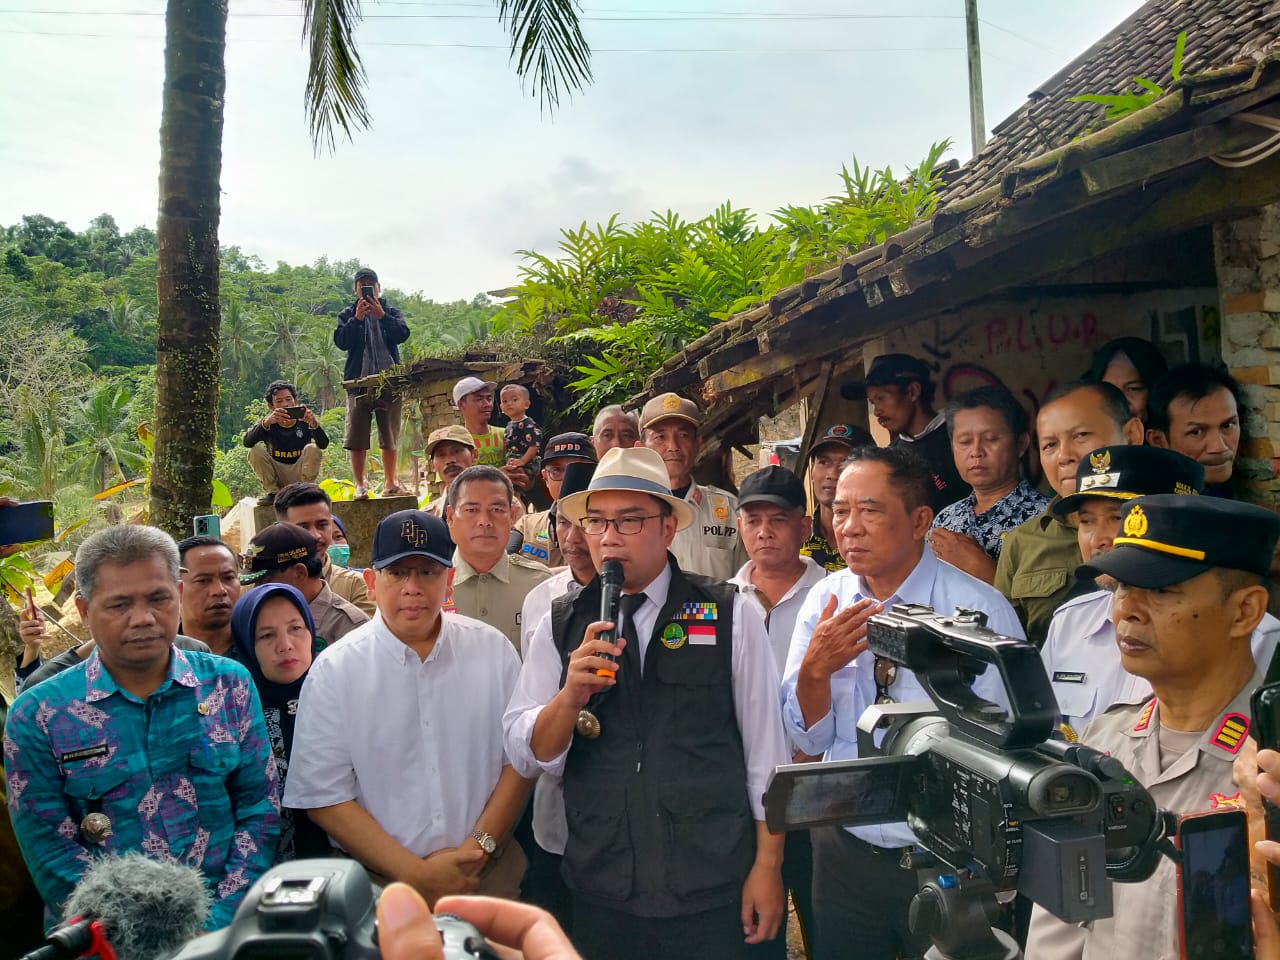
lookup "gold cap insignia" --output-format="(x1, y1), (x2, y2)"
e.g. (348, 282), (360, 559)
(1089, 449), (1111, 474)
(1123, 504), (1148, 539)
(661, 393), (682, 411)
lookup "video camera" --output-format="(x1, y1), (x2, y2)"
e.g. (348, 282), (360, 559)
(765, 603), (1170, 958)
(166, 859), (499, 960)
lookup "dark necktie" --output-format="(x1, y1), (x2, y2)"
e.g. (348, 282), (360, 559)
(619, 593), (646, 680)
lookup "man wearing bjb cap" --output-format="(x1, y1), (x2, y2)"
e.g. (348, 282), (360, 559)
(285, 509), (530, 901)
(1026, 495), (1280, 960)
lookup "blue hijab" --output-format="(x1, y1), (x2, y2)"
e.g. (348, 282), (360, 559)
(230, 584), (322, 740)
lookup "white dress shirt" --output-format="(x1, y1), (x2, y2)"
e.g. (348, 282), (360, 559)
(1043, 590), (1280, 732)
(780, 546), (1024, 848)
(284, 611), (521, 859)
(518, 567), (585, 853)
(520, 568), (580, 660)
(730, 556), (829, 677)
(504, 562), (789, 821)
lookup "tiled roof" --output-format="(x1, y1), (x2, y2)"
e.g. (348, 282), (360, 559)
(941, 0), (1280, 203)
(638, 0), (1280, 456)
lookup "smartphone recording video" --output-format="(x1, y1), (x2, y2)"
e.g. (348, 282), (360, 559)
(1177, 809), (1253, 960)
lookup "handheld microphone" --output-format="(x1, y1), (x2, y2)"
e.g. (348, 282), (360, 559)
(595, 559), (624, 679)
(38, 853), (212, 960)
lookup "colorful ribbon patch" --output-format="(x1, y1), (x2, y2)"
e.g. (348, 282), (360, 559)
(676, 602), (717, 621)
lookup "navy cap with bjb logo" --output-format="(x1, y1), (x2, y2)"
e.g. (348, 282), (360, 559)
(371, 509), (455, 570)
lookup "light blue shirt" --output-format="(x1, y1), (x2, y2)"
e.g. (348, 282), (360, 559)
(780, 545), (1025, 848)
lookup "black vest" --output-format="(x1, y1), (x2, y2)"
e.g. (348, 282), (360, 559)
(550, 557), (753, 917)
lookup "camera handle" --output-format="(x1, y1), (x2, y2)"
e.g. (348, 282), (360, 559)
(909, 875), (1022, 960)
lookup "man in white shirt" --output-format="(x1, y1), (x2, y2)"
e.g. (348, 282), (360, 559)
(504, 446), (790, 960)
(730, 465), (828, 676)
(640, 391), (747, 580)
(284, 509), (532, 903)
(781, 444), (1023, 960)
(517, 461), (597, 932)
(728, 463), (827, 953)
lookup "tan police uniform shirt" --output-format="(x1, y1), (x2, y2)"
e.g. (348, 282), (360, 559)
(448, 550), (552, 652)
(514, 510), (561, 567)
(1024, 666), (1263, 960)
(309, 581), (369, 646)
(323, 555), (375, 617)
(670, 482), (747, 581)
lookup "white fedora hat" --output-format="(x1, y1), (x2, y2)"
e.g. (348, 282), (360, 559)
(559, 446), (694, 531)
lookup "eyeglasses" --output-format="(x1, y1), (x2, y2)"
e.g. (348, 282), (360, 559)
(544, 465), (567, 481)
(580, 515), (663, 536)
(874, 656), (897, 705)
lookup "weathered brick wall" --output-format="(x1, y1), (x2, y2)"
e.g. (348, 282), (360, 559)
(1214, 209), (1280, 509)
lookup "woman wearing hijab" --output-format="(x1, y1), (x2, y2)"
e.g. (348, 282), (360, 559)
(231, 583), (331, 862)
(1086, 336), (1169, 424)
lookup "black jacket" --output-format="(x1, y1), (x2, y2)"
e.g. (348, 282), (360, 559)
(333, 298), (410, 383)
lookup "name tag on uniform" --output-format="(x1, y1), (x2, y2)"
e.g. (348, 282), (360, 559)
(1052, 671), (1087, 684)
(61, 744), (109, 764)
(688, 624), (716, 645)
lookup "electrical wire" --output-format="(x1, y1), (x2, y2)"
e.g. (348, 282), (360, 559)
(1210, 112), (1280, 168)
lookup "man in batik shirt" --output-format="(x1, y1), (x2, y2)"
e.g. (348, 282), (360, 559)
(3, 526), (279, 930)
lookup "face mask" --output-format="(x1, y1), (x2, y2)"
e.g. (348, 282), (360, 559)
(327, 544), (351, 567)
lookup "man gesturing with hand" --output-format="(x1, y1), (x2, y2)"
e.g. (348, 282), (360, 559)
(781, 445), (1023, 960)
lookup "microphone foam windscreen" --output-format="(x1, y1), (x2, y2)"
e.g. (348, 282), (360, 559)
(63, 853), (212, 960)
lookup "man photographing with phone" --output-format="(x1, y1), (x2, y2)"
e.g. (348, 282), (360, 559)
(243, 380), (329, 504)
(334, 267), (410, 499)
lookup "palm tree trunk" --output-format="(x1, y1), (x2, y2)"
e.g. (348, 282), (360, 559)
(150, 0), (227, 536)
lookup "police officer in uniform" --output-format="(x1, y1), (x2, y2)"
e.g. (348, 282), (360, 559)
(1041, 445), (1205, 736)
(639, 392), (747, 580)
(513, 432), (596, 567)
(1043, 447), (1280, 737)
(503, 447), (789, 960)
(1025, 495), (1280, 960)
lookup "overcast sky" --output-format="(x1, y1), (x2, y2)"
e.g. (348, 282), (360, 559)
(0, 0), (1144, 300)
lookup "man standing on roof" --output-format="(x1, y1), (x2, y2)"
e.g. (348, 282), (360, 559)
(640, 392), (747, 580)
(333, 267), (410, 499)
(841, 354), (969, 513)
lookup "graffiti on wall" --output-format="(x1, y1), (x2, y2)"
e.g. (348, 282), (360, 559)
(873, 292), (1222, 483)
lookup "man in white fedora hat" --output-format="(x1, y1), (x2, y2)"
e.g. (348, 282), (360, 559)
(503, 445), (789, 960)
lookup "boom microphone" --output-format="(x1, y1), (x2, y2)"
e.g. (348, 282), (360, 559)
(50, 853), (210, 960)
(595, 559), (624, 679)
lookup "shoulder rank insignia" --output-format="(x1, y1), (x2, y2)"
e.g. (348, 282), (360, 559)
(1133, 699), (1156, 732)
(1211, 712), (1249, 754)
(1210, 791), (1244, 809)
(676, 602), (717, 621)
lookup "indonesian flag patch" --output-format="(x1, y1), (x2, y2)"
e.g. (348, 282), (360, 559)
(687, 624), (716, 645)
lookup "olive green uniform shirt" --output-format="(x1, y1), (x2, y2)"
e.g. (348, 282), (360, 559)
(323, 555), (375, 617)
(514, 510), (561, 567)
(993, 498), (1081, 648)
(449, 550), (553, 652)
(1025, 667), (1262, 960)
